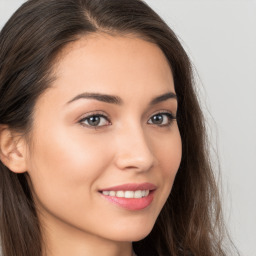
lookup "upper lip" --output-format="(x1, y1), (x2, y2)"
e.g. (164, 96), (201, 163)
(99, 182), (157, 191)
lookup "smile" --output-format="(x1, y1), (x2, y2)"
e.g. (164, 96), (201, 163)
(99, 183), (156, 210)
(101, 190), (150, 199)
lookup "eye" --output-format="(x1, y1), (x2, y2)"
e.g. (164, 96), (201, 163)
(79, 114), (110, 128)
(148, 112), (176, 126)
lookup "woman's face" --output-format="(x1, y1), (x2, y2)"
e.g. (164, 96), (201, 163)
(25, 34), (182, 243)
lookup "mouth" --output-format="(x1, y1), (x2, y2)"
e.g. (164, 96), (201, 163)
(98, 183), (156, 210)
(101, 189), (150, 199)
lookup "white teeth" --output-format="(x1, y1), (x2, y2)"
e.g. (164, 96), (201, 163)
(124, 191), (134, 198)
(134, 190), (142, 198)
(109, 191), (116, 197)
(101, 190), (150, 199)
(116, 191), (124, 197)
(102, 191), (109, 196)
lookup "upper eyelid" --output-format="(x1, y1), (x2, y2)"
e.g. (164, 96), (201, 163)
(77, 109), (176, 124)
(149, 110), (176, 118)
(78, 111), (110, 121)
(148, 111), (176, 123)
(78, 113), (111, 129)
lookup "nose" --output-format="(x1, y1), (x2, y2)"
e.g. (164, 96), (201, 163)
(113, 124), (156, 172)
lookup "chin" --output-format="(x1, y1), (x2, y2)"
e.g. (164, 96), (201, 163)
(106, 221), (155, 242)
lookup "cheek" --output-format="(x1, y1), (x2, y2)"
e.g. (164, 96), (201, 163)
(26, 125), (111, 207)
(156, 129), (182, 177)
(153, 127), (182, 198)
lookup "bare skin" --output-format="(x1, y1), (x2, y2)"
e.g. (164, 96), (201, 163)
(1, 33), (182, 256)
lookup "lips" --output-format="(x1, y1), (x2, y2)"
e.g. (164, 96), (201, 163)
(99, 182), (157, 192)
(99, 183), (156, 210)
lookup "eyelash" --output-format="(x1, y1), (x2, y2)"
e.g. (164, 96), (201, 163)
(78, 111), (111, 129)
(78, 110), (176, 129)
(148, 111), (176, 127)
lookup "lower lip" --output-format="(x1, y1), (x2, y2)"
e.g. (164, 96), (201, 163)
(100, 191), (154, 211)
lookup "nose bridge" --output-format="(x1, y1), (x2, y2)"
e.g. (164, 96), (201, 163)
(114, 121), (155, 171)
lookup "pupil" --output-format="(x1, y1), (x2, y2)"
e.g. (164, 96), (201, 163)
(152, 114), (163, 124)
(89, 116), (100, 126)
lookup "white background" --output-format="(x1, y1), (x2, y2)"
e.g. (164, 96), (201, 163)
(0, 1), (255, 255)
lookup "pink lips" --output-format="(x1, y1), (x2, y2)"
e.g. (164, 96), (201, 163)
(99, 182), (156, 211)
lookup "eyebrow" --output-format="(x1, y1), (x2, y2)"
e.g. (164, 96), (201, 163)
(66, 92), (122, 105)
(66, 92), (177, 105)
(149, 92), (177, 105)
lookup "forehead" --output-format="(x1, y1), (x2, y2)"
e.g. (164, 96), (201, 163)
(42, 33), (175, 106)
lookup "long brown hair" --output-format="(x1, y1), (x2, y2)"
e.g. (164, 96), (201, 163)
(0, 0), (235, 255)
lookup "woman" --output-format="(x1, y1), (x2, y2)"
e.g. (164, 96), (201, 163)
(0, 0), (234, 255)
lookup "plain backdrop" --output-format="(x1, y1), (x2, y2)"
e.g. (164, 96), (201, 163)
(0, 1), (255, 256)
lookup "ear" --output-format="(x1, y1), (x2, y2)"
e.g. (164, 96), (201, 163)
(0, 126), (27, 173)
